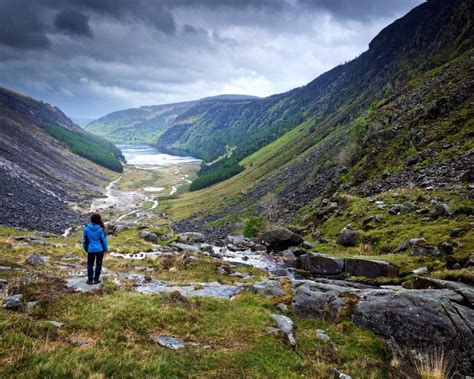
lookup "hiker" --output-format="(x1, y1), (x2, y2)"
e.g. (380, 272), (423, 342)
(82, 213), (108, 285)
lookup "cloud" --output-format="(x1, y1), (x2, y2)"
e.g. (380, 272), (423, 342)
(0, 0), (424, 118)
(54, 9), (93, 37)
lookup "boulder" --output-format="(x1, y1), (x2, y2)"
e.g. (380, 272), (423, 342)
(315, 329), (331, 343)
(411, 244), (441, 256)
(345, 258), (398, 278)
(336, 229), (358, 247)
(438, 241), (453, 254)
(3, 294), (23, 310)
(25, 253), (45, 266)
(280, 250), (297, 266)
(179, 232), (205, 243)
(454, 205), (473, 216)
(171, 243), (200, 254)
(258, 228), (303, 250)
(397, 238), (425, 252)
(352, 289), (474, 375)
(302, 241), (315, 249)
(250, 280), (285, 297)
(429, 203), (452, 218)
(140, 230), (158, 243)
(299, 253), (345, 276)
(271, 314), (296, 346)
(226, 235), (246, 246)
(388, 204), (411, 215)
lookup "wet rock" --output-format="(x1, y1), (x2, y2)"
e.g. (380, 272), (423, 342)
(153, 335), (184, 349)
(300, 253), (345, 276)
(250, 280), (285, 297)
(258, 228), (303, 250)
(345, 258), (398, 278)
(2, 294), (23, 310)
(315, 329), (331, 343)
(450, 228), (465, 237)
(179, 232), (205, 243)
(25, 253), (45, 266)
(336, 228), (358, 247)
(70, 337), (90, 346)
(271, 314), (296, 346)
(429, 203), (452, 218)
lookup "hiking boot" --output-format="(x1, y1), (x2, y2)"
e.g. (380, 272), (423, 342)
(86, 280), (94, 285)
(93, 279), (102, 284)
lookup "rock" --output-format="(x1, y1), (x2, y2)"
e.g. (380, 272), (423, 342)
(226, 235), (246, 245)
(250, 280), (285, 297)
(160, 234), (172, 241)
(454, 205), (473, 216)
(280, 250), (297, 266)
(315, 329), (331, 343)
(276, 303), (289, 313)
(2, 294), (23, 310)
(302, 241), (315, 249)
(429, 203), (452, 218)
(171, 243), (201, 253)
(438, 241), (453, 254)
(411, 244), (441, 256)
(153, 335), (185, 349)
(352, 289), (474, 375)
(336, 228), (358, 247)
(179, 232), (205, 243)
(450, 228), (465, 237)
(217, 265), (232, 275)
(257, 228), (304, 250)
(140, 230), (158, 243)
(467, 253), (474, 266)
(412, 267), (428, 275)
(25, 253), (45, 266)
(0, 278), (7, 288)
(333, 369), (352, 379)
(397, 238), (426, 252)
(362, 214), (383, 225)
(389, 204), (411, 215)
(70, 337), (90, 346)
(66, 278), (103, 292)
(47, 321), (64, 328)
(26, 301), (38, 309)
(199, 243), (214, 254)
(345, 258), (398, 278)
(271, 314), (296, 346)
(300, 253), (345, 276)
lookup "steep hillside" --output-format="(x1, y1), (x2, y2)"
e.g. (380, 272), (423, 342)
(86, 95), (259, 145)
(163, 0), (473, 237)
(0, 87), (121, 233)
(157, 0), (473, 190)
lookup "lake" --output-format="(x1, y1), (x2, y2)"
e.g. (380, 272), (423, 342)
(117, 144), (201, 168)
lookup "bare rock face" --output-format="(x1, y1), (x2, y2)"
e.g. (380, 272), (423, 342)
(258, 228), (303, 251)
(344, 258), (398, 278)
(299, 253), (345, 276)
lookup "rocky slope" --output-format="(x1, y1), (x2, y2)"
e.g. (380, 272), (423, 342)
(86, 95), (259, 145)
(0, 87), (121, 233)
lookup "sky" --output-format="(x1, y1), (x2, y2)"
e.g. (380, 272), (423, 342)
(0, 0), (424, 120)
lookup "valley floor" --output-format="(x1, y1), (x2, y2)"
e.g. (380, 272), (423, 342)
(1, 160), (473, 378)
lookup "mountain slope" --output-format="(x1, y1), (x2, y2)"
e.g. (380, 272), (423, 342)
(163, 0), (473, 237)
(86, 95), (260, 145)
(157, 0), (473, 189)
(0, 87), (121, 233)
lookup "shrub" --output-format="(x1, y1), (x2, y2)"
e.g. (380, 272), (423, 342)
(243, 216), (266, 238)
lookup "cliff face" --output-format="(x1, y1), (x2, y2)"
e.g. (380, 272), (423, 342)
(0, 88), (117, 233)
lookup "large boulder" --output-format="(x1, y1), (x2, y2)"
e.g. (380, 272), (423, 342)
(429, 203), (452, 218)
(299, 253), (345, 276)
(352, 289), (474, 375)
(257, 228), (303, 250)
(345, 258), (398, 278)
(140, 230), (158, 243)
(179, 232), (205, 243)
(336, 228), (358, 247)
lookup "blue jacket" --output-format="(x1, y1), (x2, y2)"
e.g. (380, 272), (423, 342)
(82, 223), (108, 253)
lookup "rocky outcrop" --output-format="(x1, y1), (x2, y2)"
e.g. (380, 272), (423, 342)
(299, 253), (345, 276)
(344, 258), (398, 278)
(292, 278), (474, 375)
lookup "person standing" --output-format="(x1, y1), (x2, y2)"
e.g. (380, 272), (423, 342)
(82, 213), (108, 284)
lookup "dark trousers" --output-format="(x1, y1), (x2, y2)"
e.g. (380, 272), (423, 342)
(87, 252), (104, 282)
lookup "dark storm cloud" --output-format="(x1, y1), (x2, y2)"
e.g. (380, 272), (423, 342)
(0, 0), (425, 118)
(54, 9), (93, 37)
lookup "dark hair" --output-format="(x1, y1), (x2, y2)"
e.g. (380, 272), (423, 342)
(90, 213), (106, 230)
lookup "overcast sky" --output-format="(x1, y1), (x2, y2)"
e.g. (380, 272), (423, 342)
(0, 0), (424, 119)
